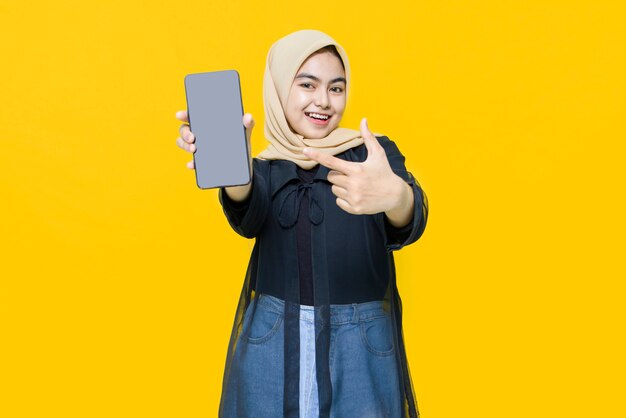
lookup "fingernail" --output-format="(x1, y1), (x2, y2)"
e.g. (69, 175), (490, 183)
(303, 148), (310, 155)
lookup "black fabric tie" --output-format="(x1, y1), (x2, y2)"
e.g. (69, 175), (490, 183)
(277, 182), (324, 228)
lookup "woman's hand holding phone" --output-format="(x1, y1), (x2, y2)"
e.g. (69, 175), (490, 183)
(175, 109), (255, 201)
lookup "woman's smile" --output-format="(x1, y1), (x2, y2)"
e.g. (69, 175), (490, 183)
(305, 111), (332, 125)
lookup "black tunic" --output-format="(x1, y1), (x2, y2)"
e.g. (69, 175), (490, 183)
(218, 136), (428, 417)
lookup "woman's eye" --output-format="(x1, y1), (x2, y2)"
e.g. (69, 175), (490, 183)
(300, 83), (314, 89)
(330, 86), (344, 93)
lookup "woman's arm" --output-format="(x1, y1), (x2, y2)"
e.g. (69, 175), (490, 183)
(303, 118), (427, 249)
(303, 118), (413, 218)
(219, 159), (270, 239)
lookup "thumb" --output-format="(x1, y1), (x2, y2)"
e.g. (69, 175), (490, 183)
(243, 113), (255, 145)
(360, 118), (382, 160)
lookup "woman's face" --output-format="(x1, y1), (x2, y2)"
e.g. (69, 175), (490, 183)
(284, 51), (347, 139)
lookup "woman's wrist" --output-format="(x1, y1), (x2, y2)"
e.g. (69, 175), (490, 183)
(384, 178), (414, 228)
(224, 168), (254, 202)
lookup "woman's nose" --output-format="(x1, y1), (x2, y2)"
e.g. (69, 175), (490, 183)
(314, 89), (330, 109)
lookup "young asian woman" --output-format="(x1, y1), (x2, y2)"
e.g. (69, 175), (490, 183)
(175, 29), (428, 418)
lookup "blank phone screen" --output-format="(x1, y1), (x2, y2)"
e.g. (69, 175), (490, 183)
(184, 70), (250, 189)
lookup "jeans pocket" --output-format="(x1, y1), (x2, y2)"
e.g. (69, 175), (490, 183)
(243, 302), (283, 345)
(360, 314), (395, 357)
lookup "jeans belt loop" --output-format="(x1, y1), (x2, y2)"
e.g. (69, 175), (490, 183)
(350, 303), (359, 325)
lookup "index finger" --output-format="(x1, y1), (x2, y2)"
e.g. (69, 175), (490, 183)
(303, 148), (354, 174)
(175, 110), (188, 123)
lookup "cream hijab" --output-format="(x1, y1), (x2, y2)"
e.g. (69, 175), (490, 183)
(257, 30), (364, 169)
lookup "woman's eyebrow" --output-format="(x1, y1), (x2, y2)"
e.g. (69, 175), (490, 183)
(295, 73), (347, 84)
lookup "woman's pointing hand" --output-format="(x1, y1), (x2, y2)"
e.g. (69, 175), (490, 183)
(303, 118), (414, 225)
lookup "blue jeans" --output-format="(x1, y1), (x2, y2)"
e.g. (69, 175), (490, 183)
(221, 294), (401, 417)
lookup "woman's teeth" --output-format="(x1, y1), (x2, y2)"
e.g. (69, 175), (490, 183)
(306, 112), (330, 120)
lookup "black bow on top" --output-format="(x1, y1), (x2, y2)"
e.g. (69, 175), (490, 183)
(276, 182), (324, 228)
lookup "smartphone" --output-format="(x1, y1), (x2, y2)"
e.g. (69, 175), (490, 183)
(184, 70), (251, 189)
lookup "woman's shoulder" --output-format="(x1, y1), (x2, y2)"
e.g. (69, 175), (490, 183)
(357, 134), (400, 149)
(251, 157), (298, 173)
(250, 157), (278, 175)
(342, 135), (404, 162)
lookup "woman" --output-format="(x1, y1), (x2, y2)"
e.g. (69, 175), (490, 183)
(176, 30), (428, 418)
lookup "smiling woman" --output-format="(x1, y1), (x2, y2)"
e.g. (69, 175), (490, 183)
(176, 29), (428, 418)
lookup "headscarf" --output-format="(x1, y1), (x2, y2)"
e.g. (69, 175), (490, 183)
(257, 30), (364, 169)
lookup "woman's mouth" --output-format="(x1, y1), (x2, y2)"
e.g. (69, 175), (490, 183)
(305, 111), (331, 125)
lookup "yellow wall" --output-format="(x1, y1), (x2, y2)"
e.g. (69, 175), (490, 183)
(1, 0), (624, 416)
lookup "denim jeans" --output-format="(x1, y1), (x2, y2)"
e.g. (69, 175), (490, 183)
(221, 294), (401, 417)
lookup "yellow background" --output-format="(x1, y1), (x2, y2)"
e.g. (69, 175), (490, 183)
(1, 0), (625, 417)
